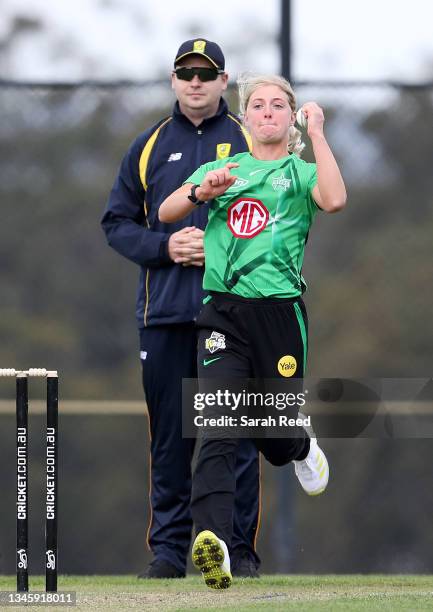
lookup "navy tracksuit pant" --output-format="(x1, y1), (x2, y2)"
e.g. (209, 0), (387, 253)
(140, 322), (260, 573)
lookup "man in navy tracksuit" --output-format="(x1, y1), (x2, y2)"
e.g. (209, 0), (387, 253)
(102, 39), (260, 578)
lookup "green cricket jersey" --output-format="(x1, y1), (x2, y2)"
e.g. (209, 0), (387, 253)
(186, 152), (318, 298)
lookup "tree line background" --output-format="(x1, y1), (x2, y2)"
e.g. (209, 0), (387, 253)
(1, 82), (431, 398)
(0, 82), (432, 574)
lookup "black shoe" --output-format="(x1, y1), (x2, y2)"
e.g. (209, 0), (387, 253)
(231, 553), (260, 578)
(137, 559), (185, 579)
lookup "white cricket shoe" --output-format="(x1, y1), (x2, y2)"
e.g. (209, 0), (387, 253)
(192, 530), (232, 589)
(294, 437), (329, 495)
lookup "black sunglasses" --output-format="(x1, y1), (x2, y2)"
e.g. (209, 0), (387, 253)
(174, 66), (224, 82)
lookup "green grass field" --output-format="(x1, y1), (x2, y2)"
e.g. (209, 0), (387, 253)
(1, 575), (432, 611)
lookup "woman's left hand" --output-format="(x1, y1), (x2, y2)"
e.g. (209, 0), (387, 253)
(300, 102), (325, 139)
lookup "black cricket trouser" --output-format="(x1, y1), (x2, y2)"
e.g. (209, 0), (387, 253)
(191, 293), (311, 546)
(140, 322), (261, 573)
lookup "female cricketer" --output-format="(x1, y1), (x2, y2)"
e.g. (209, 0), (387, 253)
(159, 74), (347, 589)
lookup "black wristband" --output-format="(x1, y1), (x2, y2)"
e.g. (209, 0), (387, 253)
(187, 184), (207, 206)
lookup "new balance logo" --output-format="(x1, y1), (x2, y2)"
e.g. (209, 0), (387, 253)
(168, 152), (182, 162)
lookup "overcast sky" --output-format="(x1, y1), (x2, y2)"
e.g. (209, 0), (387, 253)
(1, 0), (433, 82)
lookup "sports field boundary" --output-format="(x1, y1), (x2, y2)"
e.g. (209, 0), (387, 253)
(1, 575), (432, 610)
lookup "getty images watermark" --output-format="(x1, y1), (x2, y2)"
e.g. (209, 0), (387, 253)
(182, 378), (433, 439)
(193, 389), (311, 429)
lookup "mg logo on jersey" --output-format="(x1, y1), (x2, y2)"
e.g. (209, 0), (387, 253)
(227, 198), (269, 238)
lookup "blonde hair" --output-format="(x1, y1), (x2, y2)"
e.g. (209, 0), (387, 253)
(237, 73), (305, 157)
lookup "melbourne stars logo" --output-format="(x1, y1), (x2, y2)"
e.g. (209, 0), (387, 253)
(272, 173), (292, 192)
(205, 331), (226, 354)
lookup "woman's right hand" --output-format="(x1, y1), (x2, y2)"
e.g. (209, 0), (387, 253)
(196, 163), (240, 200)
